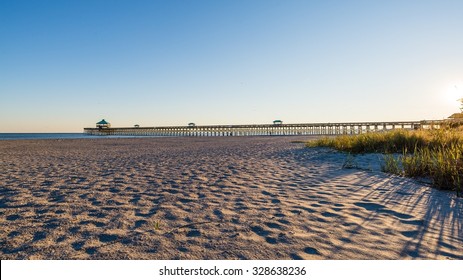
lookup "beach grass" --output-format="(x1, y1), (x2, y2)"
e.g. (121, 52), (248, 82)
(307, 129), (463, 197)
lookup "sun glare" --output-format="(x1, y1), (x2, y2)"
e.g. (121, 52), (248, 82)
(444, 82), (463, 106)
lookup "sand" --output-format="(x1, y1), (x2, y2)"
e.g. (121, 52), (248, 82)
(0, 136), (461, 260)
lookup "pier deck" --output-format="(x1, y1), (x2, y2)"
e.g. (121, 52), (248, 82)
(84, 120), (441, 137)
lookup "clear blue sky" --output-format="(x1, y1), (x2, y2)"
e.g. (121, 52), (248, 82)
(1, 0), (462, 132)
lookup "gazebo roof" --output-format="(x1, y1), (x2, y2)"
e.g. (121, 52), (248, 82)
(96, 119), (110, 125)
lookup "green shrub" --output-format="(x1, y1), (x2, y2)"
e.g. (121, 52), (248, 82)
(307, 129), (463, 197)
(381, 154), (402, 175)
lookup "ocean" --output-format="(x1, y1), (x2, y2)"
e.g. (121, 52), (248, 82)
(0, 133), (164, 140)
(0, 133), (88, 140)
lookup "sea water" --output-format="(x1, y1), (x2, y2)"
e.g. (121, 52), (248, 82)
(0, 133), (88, 140)
(0, 133), (164, 140)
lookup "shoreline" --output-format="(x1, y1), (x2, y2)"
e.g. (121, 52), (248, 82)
(0, 133), (315, 141)
(0, 136), (461, 259)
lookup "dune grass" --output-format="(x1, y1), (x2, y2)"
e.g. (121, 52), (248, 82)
(306, 129), (463, 197)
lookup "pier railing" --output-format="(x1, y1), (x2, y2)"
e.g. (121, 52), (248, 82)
(84, 120), (442, 137)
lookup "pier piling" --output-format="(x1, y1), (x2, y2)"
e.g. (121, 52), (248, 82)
(84, 121), (441, 137)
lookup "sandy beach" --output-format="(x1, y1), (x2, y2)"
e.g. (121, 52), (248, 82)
(0, 136), (461, 259)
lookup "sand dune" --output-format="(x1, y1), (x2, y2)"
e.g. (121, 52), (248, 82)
(0, 136), (461, 259)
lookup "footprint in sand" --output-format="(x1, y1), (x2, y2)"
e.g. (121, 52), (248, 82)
(32, 231), (47, 242)
(265, 222), (283, 229)
(381, 209), (413, 219)
(261, 190), (276, 197)
(56, 236), (66, 243)
(36, 209), (49, 215)
(277, 219), (290, 225)
(290, 253), (304, 260)
(129, 194), (142, 205)
(72, 241), (85, 251)
(179, 198), (196, 204)
(401, 230), (420, 238)
(8, 231), (21, 238)
(250, 225), (271, 237)
(354, 202), (385, 210)
(354, 202), (414, 220)
(44, 219), (60, 229)
(85, 247), (98, 255)
(400, 219), (425, 226)
(163, 211), (178, 221)
(165, 189), (179, 194)
(69, 226), (80, 234)
(234, 202), (248, 211)
(265, 237), (278, 244)
(339, 237), (353, 243)
(134, 220), (148, 228)
(109, 187), (120, 194)
(99, 234), (119, 243)
(186, 230), (201, 237)
(213, 209), (224, 219)
(304, 247), (321, 255)
(92, 200), (103, 206)
(321, 211), (339, 218)
(135, 208), (157, 218)
(178, 246), (189, 252)
(40, 180), (54, 187)
(318, 200), (331, 205)
(6, 214), (21, 221)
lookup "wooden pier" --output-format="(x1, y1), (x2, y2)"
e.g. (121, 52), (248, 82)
(84, 120), (441, 137)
